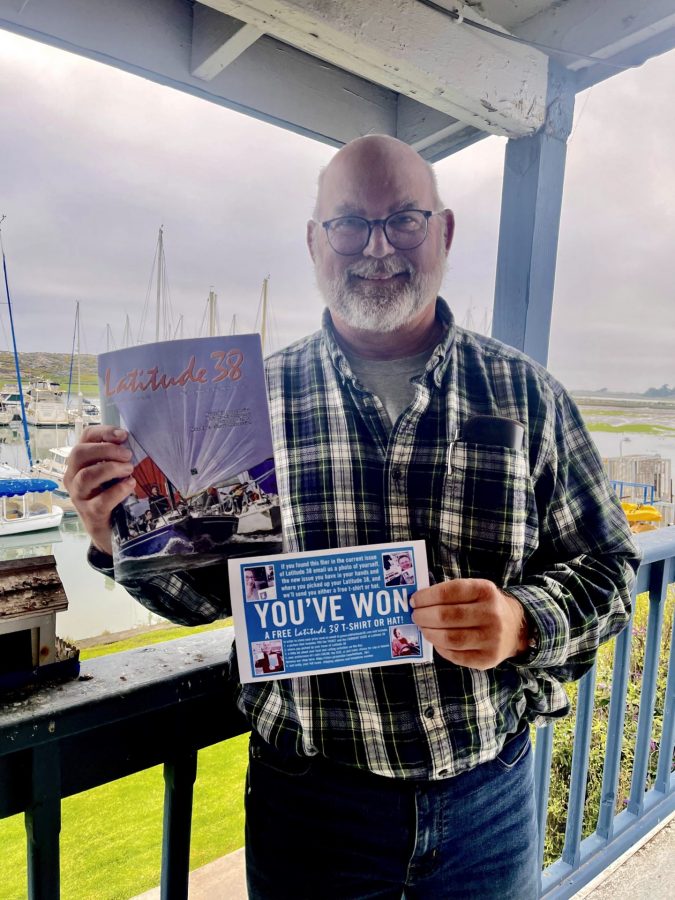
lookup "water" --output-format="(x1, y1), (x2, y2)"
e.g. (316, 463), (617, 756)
(0, 424), (165, 641)
(589, 429), (675, 471)
(2, 417), (674, 642)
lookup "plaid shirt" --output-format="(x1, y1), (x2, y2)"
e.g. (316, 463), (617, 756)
(98, 299), (639, 780)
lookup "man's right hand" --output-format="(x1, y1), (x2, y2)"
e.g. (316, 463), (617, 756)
(63, 425), (137, 556)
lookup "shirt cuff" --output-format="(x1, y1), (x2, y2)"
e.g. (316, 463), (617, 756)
(87, 543), (115, 578)
(504, 583), (570, 668)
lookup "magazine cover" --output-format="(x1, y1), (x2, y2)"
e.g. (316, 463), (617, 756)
(98, 334), (282, 582)
(228, 540), (432, 682)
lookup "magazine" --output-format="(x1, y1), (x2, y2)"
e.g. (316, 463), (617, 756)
(98, 334), (282, 582)
(228, 540), (432, 682)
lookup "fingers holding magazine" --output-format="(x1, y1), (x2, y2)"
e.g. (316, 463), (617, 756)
(64, 425), (136, 555)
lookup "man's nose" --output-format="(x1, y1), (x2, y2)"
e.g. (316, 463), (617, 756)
(362, 223), (396, 258)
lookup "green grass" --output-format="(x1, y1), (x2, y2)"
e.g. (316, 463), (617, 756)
(0, 735), (248, 900)
(585, 422), (675, 434)
(1, 622), (246, 900)
(80, 619), (230, 660)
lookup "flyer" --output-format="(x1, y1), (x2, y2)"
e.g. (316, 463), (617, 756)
(98, 334), (282, 583)
(229, 540), (432, 682)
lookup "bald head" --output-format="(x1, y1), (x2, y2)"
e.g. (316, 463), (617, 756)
(314, 135), (443, 220)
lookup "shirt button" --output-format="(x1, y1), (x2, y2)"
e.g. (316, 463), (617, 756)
(392, 467), (401, 480)
(424, 706), (435, 719)
(438, 768), (448, 777)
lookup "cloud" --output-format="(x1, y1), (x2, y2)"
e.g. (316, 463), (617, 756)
(0, 29), (674, 394)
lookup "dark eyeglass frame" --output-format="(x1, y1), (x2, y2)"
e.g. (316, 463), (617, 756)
(321, 209), (437, 256)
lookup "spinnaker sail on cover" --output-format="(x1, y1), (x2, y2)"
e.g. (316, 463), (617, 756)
(99, 334), (282, 581)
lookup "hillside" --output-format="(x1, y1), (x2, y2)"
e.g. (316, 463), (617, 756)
(0, 351), (99, 394)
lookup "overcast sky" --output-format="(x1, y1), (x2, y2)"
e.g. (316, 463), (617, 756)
(0, 28), (674, 392)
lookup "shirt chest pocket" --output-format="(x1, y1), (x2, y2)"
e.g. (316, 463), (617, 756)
(439, 441), (535, 586)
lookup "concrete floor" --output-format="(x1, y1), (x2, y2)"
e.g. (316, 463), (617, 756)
(132, 848), (247, 900)
(133, 815), (674, 899)
(574, 815), (675, 900)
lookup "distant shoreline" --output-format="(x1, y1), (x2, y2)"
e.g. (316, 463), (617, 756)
(575, 396), (675, 411)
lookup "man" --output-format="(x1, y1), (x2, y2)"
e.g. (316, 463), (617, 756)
(387, 552), (416, 586)
(244, 569), (259, 601)
(65, 135), (639, 899)
(391, 626), (420, 657)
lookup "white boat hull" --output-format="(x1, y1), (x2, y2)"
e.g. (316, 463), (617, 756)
(26, 409), (70, 426)
(0, 505), (64, 536)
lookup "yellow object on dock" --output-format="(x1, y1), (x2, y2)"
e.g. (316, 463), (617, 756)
(620, 501), (662, 531)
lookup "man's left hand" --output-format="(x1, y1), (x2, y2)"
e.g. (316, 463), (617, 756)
(410, 578), (529, 670)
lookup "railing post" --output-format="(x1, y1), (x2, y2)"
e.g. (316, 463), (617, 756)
(25, 744), (61, 900)
(597, 603), (635, 839)
(654, 594), (675, 795)
(534, 722), (554, 884)
(160, 749), (198, 900)
(628, 560), (669, 815)
(562, 664), (597, 868)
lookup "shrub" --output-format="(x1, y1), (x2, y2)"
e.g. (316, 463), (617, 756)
(540, 584), (675, 865)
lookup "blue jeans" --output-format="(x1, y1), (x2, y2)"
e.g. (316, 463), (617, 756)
(245, 727), (539, 899)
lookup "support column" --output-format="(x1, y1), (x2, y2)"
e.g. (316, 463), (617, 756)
(26, 745), (62, 900)
(492, 63), (575, 366)
(160, 749), (198, 900)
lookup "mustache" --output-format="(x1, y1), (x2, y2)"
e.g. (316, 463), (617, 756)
(345, 257), (415, 278)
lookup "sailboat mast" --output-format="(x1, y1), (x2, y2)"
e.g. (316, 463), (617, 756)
(0, 218), (33, 468)
(155, 226), (163, 343)
(208, 289), (217, 337)
(76, 302), (83, 411)
(66, 301), (79, 408)
(261, 276), (268, 354)
(75, 302), (81, 395)
(122, 314), (132, 347)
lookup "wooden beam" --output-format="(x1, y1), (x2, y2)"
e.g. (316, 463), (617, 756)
(514, 0), (675, 80)
(491, 64), (575, 366)
(191, 3), (262, 81)
(204, 0), (549, 136)
(0, 0), (396, 146)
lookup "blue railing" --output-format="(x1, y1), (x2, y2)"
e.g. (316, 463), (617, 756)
(609, 480), (656, 504)
(539, 527), (675, 897)
(0, 529), (673, 898)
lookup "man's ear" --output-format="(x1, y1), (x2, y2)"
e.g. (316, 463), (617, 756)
(442, 209), (455, 255)
(307, 219), (318, 263)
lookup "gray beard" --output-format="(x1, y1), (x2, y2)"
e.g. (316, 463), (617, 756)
(316, 255), (446, 332)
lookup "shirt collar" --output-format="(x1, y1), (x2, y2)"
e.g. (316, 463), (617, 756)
(321, 298), (456, 389)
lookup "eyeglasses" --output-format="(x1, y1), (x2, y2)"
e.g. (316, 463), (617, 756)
(321, 209), (437, 256)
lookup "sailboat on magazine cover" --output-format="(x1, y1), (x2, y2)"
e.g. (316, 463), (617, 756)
(99, 332), (282, 582)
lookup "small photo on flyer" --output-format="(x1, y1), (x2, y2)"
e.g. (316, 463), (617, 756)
(252, 640), (285, 675)
(389, 625), (422, 658)
(244, 564), (277, 601)
(382, 550), (416, 586)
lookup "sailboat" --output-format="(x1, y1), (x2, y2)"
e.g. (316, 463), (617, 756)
(0, 216), (34, 469)
(65, 301), (100, 425)
(0, 385), (23, 421)
(0, 400), (14, 426)
(24, 379), (70, 426)
(136, 226), (177, 345)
